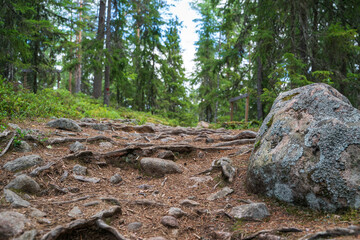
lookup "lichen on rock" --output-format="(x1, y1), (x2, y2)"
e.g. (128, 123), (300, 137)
(246, 83), (360, 212)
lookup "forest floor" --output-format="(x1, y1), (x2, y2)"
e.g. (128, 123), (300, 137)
(0, 119), (359, 240)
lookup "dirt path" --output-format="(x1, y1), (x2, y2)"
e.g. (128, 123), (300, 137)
(0, 119), (358, 240)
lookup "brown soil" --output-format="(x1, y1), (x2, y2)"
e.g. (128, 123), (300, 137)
(0, 119), (359, 240)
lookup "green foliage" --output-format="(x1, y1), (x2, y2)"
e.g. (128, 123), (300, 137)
(312, 71), (334, 85)
(0, 78), (193, 126)
(216, 120), (261, 130)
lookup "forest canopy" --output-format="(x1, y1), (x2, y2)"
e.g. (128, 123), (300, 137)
(0, 0), (359, 125)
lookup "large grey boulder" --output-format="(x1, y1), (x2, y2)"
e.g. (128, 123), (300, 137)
(0, 211), (29, 240)
(46, 118), (81, 132)
(140, 158), (183, 176)
(246, 83), (360, 211)
(3, 155), (43, 172)
(5, 174), (41, 194)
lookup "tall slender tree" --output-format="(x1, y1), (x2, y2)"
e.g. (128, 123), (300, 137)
(93, 0), (106, 98)
(104, 0), (112, 106)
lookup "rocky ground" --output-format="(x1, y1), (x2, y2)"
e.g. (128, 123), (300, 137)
(0, 118), (359, 240)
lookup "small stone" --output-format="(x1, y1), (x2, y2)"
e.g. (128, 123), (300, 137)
(30, 208), (47, 218)
(68, 206), (82, 218)
(0, 211), (28, 239)
(180, 199), (200, 207)
(69, 141), (85, 153)
(127, 222), (143, 231)
(138, 184), (153, 190)
(110, 173), (122, 184)
(207, 187), (234, 201)
(3, 155), (43, 172)
(5, 174), (41, 194)
(46, 118), (82, 132)
(14, 141), (32, 153)
(198, 151), (205, 158)
(168, 207), (186, 218)
(4, 189), (31, 208)
(140, 157), (183, 176)
(229, 203), (270, 221)
(37, 218), (52, 224)
(160, 216), (179, 228)
(157, 151), (175, 160)
(99, 142), (113, 149)
(73, 175), (100, 183)
(72, 164), (87, 175)
(13, 229), (37, 240)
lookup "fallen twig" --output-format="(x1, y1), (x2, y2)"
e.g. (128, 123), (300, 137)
(212, 138), (255, 147)
(243, 227), (302, 240)
(302, 226), (360, 240)
(161, 177), (168, 186)
(51, 195), (96, 205)
(0, 132), (15, 157)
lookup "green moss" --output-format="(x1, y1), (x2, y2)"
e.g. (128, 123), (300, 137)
(254, 140), (261, 150)
(266, 115), (274, 128)
(281, 92), (299, 101)
(231, 219), (245, 231)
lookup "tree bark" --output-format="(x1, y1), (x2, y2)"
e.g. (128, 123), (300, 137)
(256, 56), (263, 120)
(75, 0), (83, 93)
(103, 0), (112, 106)
(93, 0), (106, 99)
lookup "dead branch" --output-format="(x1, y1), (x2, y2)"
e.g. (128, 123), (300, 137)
(51, 195), (96, 205)
(0, 132), (15, 157)
(243, 227), (302, 240)
(303, 226), (360, 240)
(212, 138), (255, 147)
(220, 130), (257, 141)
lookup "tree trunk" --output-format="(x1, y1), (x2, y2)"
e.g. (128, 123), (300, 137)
(32, 41), (39, 94)
(75, 0), (83, 93)
(93, 0), (106, 99)
(214, 30), (222, 123)
(256, 56), (263, 120)
(103, 0), (112, 106)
